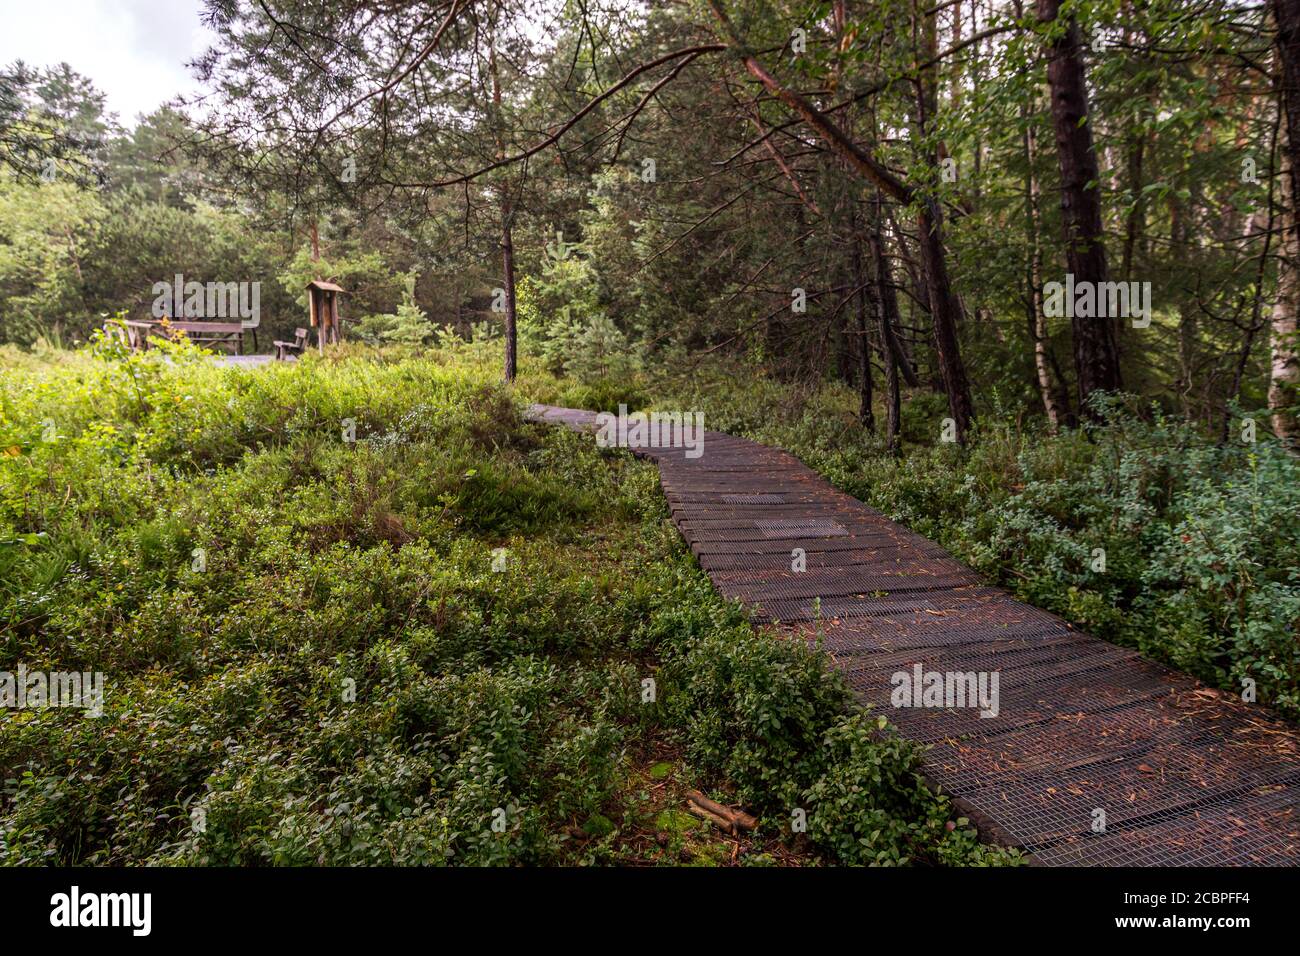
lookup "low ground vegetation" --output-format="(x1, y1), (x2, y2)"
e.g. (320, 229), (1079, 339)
(0, 342), (1011, 865)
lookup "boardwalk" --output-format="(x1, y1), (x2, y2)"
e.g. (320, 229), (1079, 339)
(530, 404), (1300, 865)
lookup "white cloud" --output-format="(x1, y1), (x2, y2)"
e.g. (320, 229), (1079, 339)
(0, 0), (215, 126)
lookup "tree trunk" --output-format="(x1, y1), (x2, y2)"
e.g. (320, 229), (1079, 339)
(882, 326), (902, 456)
(911, 5), (974, 443)
(836, 274), (856, 384)
(1022, 98), (1065, 430)
(1169, 192), (1198, 419)
(1270, 151), (1300, 446)
(501, 199), (518, 382)
(1270, 0), (1300, 446)
(915, 203), (975, 440)
(869, 198), (904, 454)
(1230, 182), (1276, 441)
(851, 223), (876, 430)
(1038, 0), (1123, 413)
(1121, 128), (1147, 282)
(490, 39), (518, 383)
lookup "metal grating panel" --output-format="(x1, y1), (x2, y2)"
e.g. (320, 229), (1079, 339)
(716, 570), (981, 602)
(1031, 784), (1300, 866)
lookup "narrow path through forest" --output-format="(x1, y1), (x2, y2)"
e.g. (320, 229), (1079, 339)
(530, 404), (1300, 866)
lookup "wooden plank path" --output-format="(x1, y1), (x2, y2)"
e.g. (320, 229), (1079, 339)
(530, 404), (1300, 865)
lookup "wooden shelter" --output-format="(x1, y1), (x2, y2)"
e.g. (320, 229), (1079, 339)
(306, 279), (345, 350)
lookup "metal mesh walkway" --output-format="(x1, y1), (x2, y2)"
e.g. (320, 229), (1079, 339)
(529, 404), (1300, 865)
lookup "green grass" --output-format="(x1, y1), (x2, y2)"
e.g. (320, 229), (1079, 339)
(0, 339), (1013, 866)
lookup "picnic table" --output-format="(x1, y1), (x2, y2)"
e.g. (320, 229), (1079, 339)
(108, 319), (258, 354)
(160, 320), (254, 354)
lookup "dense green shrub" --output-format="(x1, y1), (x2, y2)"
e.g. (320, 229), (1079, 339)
(802, 714), (1009, 866)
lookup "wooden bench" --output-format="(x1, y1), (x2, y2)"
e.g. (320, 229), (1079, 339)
(107, 319), (263, 355)
(274, 327), (310, 361)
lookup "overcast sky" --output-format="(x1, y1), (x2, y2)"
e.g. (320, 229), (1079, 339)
(0, 0), (215, 126)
